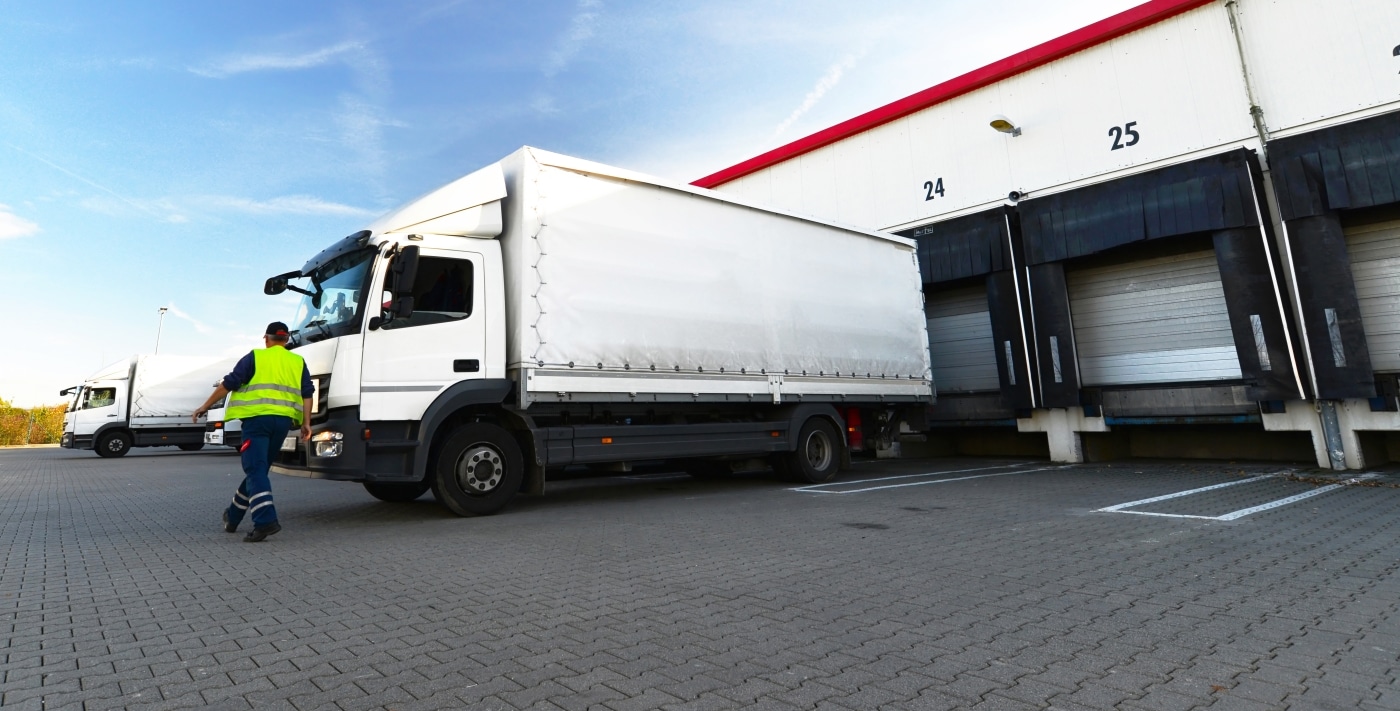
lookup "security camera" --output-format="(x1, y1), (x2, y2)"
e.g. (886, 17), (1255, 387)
(1007, 190), (1024, 203)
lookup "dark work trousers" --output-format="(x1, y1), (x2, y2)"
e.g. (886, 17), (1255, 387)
(225, 415), (293, 529)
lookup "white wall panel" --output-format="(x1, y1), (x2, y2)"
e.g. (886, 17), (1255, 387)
(1346, 220), (1400, 373)
(925, 284), (1000, 393)
(1237, 0), (1400, 133)
(1007, 5), (1254, 196)
(766, 159), (805, 216)
(1068, 250), (1242, 386)
(833, 138), (879, 229)
(799, 149), (839, 224)
(903, 86), (1015, 224)
(712, 4), (1254, 235)
(730, 172), (771, 208)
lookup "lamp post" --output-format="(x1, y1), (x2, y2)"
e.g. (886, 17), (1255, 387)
(155, 307), (169, 355)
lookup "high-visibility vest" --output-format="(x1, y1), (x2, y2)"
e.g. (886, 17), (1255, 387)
(226, 347), (306, 424)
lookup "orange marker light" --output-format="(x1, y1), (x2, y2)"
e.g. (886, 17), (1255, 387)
(601, 437), (613, 444)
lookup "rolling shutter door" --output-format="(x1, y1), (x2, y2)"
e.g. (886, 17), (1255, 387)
(925, 285), (999, 393)
(1346, 221), (1400, 373)
(1068, 250), (1241, 386)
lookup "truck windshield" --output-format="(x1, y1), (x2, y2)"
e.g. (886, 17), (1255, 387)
(288, 248), (376, 346)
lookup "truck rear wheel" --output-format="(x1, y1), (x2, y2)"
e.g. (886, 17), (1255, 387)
(178, 443), (205, 452)
(363, 481), (431, 502)
(430, 423), (524, 516)
(96, 431), (132, 458)
(777, 418), (841, 483)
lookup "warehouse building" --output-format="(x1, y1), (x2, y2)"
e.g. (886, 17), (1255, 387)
(695, 0), (1400, 469)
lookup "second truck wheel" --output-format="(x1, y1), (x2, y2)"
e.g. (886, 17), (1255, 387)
(779, 418), (842, 483)
(430, 423), (524, 516)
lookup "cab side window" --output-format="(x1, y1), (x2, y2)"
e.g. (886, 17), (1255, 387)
(382, 256), (474, 330)
(84, 388), (116, 409)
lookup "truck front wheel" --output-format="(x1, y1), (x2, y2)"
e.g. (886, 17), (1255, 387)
(431, 423), (524, 516)
(96, 431), (132, 458)
(777, 418), (842, 483)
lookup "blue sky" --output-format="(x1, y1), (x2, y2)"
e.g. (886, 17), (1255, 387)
(1, 0), (1138, 406)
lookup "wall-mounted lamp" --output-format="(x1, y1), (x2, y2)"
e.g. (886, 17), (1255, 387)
(990, 115), (1021, 137)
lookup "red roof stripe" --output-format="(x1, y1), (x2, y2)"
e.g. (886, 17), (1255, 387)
(692, 0), (1215, 189)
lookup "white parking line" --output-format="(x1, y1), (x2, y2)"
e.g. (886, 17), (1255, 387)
(1097, 473), (1374, 521)
(794, 464), (1053, 494)
(1096, 475), (1276, 513)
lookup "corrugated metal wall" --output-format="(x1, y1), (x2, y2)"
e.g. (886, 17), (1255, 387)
(1346, 221), (1400, 373)
(925, 285), (999, 393)
(1068, 250), (1241, 386)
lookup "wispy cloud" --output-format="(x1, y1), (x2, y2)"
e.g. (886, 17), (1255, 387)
(773, 54), (860, 138)
(190, 41), (363, 78)
(9, 143), (183, 222)
(163, 303), (214, 335)
(193, 194), (378, 218)
(77, 193), (375, 221)
(544, 0), (603, 77)
(0, 205), (39, 240)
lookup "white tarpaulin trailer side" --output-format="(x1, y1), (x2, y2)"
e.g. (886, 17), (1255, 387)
(495, 148), (933, 404)
(129, 355), (238, 421)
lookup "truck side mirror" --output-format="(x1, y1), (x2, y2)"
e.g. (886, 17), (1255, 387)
(393, 296), (415, 319)
(391, 246), (420, 297)
(264, 270), (301, 295)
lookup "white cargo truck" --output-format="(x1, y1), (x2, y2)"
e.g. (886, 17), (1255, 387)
(264, 147), (932, 515)
(60, 355), (238, 457)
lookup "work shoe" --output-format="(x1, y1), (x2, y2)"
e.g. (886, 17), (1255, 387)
(243, 522), (281, 543)
(222, 510), (237, 533)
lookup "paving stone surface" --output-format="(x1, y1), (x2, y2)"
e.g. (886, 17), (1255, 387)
(1, 447), (1398, 710)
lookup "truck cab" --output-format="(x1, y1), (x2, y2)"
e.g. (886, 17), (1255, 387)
(60, 361), (131, 455)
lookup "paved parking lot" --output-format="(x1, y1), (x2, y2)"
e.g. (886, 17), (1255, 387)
(2, 447), (1398, 711)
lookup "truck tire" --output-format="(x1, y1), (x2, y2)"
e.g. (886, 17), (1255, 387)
(777, 418), (841, 483)
(96, 431), (132, 458)
(178, 443), (205, 452)
(430, 423), (524, 516)
(363, 481), (431, 502)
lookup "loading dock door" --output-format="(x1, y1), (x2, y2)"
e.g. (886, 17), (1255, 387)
(1068, 250), (1241, 386)
(1346, 220), (1400, 373)
(925, 284), (1000, 393)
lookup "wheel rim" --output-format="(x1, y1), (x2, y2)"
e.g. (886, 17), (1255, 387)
(454, 443), (504, 495)
(803, 429), (833, 471)
(107, 438), (124, 452)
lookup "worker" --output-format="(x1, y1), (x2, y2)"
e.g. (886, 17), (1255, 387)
(193, 322), (313, 542)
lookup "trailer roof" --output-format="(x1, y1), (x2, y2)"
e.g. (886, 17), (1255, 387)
(529, 147), (915, 248)
(691, 0), (1213, 189)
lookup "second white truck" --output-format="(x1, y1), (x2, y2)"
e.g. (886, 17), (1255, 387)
(264, 147), (933, 514)
(60, 355), (238, 457)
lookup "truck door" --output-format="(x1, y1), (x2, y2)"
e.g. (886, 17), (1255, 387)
(73, 383), (123, 438)
(360, 248), (487, 421)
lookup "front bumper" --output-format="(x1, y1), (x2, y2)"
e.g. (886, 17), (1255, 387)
(271, 408), (369, 481)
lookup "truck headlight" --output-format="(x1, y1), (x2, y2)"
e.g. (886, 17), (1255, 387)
(312, 430), (344, 457)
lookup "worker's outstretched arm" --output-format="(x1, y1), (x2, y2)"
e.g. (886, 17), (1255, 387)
(192, 385), (230, 422)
